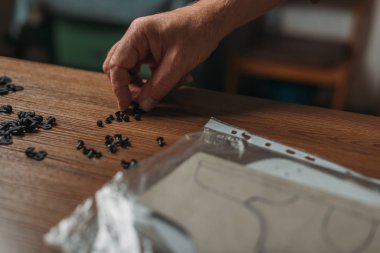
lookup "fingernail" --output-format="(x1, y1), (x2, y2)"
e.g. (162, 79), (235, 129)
(139, 97), (157, 111)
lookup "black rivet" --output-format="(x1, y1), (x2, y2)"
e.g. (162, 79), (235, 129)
(156, 136), (165, 147)
(13, 85), (24, 92)
(97, 120), (103, 127)
(0, 104), (12, 114)
(26, 111), (35, 117)
(0, 109), (52, 144)
(122, 114), (130, 122)
(120, 159), (138, 170)
(105, 135), (113, 145)
(25, 147), (47, 161)
(82, 147), (90, 155)
(105, 117), (112, 124)
(129, 159), (138, 169)
(76, 140), (85, 150)
(33, 150), (47, 161)
(0, 88), (9, 96)
(11, 126), (24, 135)
(0, 136), (13, 145)
(87, 149), (95, 158)
(0, 76), (24, 96)
(39, 123), (52, 130)
(120, 159), (130, 169)
(131, 102), (144, 116)
(108, 114), (115, 121)
(134, 114), (141, 121)
(46, 116), (56, 125)
(120, 138), (130, 148)
(114, 134), (123, 143)
(115, 112), (123, 122)
(25, 147), (36, 158)
(0, 75), (12, 85)
(107, 144), (117, 154)
(33, 115), (43, 123)
(6, 83), (16, 92)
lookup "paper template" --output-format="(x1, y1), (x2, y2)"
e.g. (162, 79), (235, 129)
(138, 153), (380, 253)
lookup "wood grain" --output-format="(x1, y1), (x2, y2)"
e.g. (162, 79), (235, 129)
(0, 56), (380, 253)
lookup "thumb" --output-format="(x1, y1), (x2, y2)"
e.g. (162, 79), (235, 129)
(138, 53), (185, 111)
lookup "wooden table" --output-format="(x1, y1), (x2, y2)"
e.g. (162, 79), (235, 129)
(1, 56), (380, 253)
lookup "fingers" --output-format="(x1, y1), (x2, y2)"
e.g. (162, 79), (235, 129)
(128, 83), (143, 101)
(107, 23), (150, 111)
(138, 54), (186, 111)
(110, 66), (132, 111)
(178, 74), (193, 86)
(103, 41), (120, 74)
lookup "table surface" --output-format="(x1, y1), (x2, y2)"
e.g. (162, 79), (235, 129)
(1, 56), (380, 253)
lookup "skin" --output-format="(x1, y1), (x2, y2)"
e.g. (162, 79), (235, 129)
(103, 0), (285, 111)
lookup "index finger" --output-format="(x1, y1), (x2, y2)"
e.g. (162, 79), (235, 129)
(108, 24), (150, 111)
(110, 65), (132, 111)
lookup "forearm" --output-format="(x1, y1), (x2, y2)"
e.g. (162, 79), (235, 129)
(184, 0), (285, 41)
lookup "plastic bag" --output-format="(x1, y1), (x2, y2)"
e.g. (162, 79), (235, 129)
(45, 118), (380, 253)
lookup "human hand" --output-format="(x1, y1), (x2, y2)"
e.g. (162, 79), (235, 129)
(103, 5), (224, 111)
(103, 0), (284, 111)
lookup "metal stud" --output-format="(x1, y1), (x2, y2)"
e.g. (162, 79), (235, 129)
(46, 116), (56, 125)
(122, 114), (130, 122)
(156, 136), (165, 147)
(33, 150), (47, 161)
(105, 135), (113, 145)
(0, 104), (12, 114)
(134, 114), (141, 121)
(120, 160), (130, 169)
(0, 136), (12, 145)
(76, 140), (85, 150)
(107, 144), (117, 154)
(129, 159), (138, 169)
(97, 120), (103, 127)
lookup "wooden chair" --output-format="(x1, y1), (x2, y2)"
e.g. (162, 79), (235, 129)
(225, 0), (372, 109)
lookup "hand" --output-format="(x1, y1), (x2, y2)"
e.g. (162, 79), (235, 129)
(103, 6), (223, 111)
(103, 0), (284, 111)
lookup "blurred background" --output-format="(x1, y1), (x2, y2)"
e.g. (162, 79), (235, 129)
(1, 0), (379, 115)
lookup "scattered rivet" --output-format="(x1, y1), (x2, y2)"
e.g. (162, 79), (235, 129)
(105, 117), (112, 124)
(122, 114), (130, 122)
(107, 144), (117, 154)
(105, 135), (113, 145)
(33, 150), (47, 161)
(25, 147), (47, 161)
(39, 123), (52, 130)
(120, 159), (130, 170)
(134, 114), (141, 121)
(129, 159), (138, 169)
(0, 136), (13, 145)
(76, 140), (85, 150)
(46, 116), (56, 125)
(0, 104), (12, 114)
(156, 136), (165, 147)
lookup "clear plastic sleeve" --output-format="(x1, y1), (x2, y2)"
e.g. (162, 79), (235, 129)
(45, 118), (380, 253)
